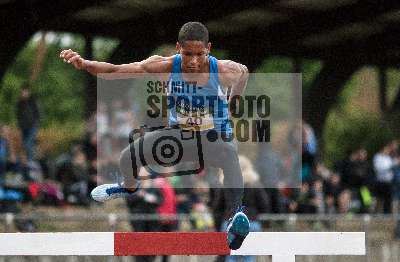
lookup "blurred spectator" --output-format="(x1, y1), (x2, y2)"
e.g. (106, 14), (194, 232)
(87, 159), (98, 195)
(174, 186), (192, 215)
(289, 182), (316, 214)
(392, 151), (400, 239)
(16, 84), (40, 162)
(312, 179), (325, 214)
(0, 125), (32, 186)
(190, 180), (213, 231)
(256, 144), (284, 214)
(336, 148), (369, 188)
(168, 163), (202, 215)
(28, 177), (64, 206)
(373, 140), (399, 213)
(95, 102), (113, 163)
(301, 122), (317, 183)
(302, 121), (318, 155)
(56, 145), (90, 205)
(324, 173), (343, 214)
(97, 101), (110, 138)
(111, 99), (135, 150)
(0, 125), (8, 186)
(0, 199), (35, 232)
(1, 125), (17, 164)
(337, 189), (352, 214)
(335, 148), (373, 213)
(392, 152), (400, 213)
(0, 124), (32, 222)
(154, 177), (177, 229)
(82, 132), (97, 162)
(191, 201), (214, 231)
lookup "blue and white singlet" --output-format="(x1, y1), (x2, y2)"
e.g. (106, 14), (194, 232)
(167, 54), (232, 135)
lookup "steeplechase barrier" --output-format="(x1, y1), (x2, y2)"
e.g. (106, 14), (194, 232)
(0, 232), (365, 262)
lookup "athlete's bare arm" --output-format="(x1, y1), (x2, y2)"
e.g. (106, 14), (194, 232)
(59, 49), (173, 76)
(218, 60), (249, 110)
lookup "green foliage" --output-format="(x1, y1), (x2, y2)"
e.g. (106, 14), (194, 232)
(323, 111), (395, 167)
(323, 66), (400, 166)
(93, 37), (119, 61)
(0, 73), (21, 124)
(36, 43), (86, 126)
(0, 33), (118, 155)
(1, 33), (119, 127)
(256, 56), (292, 73)
(1, 39), (36, 124)
(0, 33), (86, 126)
(256, 56), (321, 92)
(38, 122), (85, 157)
(386, 68), (400, 106)
(301, 59), (322, 92)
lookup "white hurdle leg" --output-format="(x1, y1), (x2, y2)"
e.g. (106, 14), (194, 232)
(272, 255), (295, 262)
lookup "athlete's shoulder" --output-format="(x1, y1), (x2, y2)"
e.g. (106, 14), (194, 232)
(144, 55), (174, 63)
(218, 60), (248, 73)
(140, 55), (175, 73)
(217, 60), (249, 86)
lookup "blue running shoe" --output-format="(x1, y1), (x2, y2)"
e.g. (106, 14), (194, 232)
(226, 206), (250, 250)
(90, 183), (140, 202)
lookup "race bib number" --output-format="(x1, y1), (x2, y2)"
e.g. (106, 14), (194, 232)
(177, 112), (214, 131)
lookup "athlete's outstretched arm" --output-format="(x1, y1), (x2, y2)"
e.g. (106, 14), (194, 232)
(59, 49), (172, 76)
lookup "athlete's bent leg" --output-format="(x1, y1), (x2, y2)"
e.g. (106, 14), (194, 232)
(205, 138), (249, 250)
(92, 130), (163, 202)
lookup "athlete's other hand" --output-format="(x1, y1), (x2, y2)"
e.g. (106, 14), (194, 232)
(60, 49), (87, 70)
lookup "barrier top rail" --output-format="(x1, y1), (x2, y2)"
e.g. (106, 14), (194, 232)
(0, 232), (365, 262)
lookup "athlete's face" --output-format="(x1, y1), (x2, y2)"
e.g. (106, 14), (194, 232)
(176, 40), (211, 73)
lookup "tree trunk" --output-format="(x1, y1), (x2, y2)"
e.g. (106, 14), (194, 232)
(84, 35), (97, 119)
(303, 58), (359, 138)
(378, 67), (387, 114)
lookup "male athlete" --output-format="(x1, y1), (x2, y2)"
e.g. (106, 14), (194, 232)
(60, 22), (250, 250)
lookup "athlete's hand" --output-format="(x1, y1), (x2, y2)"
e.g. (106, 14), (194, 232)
(59, 49), (87, 70)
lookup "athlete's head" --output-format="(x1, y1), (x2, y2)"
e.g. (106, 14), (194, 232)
(176, 22), (211, 73)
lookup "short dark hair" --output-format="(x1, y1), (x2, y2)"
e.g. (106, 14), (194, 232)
(178, 22), (209, 45)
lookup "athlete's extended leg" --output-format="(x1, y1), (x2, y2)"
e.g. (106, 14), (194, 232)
(91, 130), (161, 202)
(92, 128), (200, 202)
